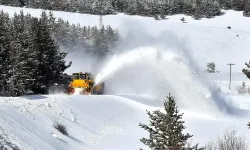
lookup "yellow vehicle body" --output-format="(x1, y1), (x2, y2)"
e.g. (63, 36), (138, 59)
(67, 72), (104, 95)
(69, 79), (93, 88)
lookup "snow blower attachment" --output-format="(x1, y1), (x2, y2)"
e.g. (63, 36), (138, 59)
(67, 72), (104, 95)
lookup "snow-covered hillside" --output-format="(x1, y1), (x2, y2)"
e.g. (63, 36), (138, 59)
(1, 5), (250, 75)
(0, 94), (249, 150)
(1, 5), (250, 150)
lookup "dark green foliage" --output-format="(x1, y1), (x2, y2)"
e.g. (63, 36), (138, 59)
(52, 18), (119, 57)
(0, 0), (224, 19)
(0, 10), (119, 96)
(206, 62), (216, 73)
(194, 1), (221, 19)
(219, 0), (233, 9)
(53, 122), (69, 136)
(8, 11), (36, 96)
(139, 93), (204, 150)
(0, 11), (12, 96)
(5, 0), (250, 18)
(48, 73), (72, 94)
(233, 0), (246, 10)
(0, 11), (71, 96)
(243, 0), (250, 17)
(30, 12), (71, 94)
(242, 61), (250, 79)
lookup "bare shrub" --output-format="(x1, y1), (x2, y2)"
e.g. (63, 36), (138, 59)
(205, 128), (247, 150)
(53, 122), (69, 136)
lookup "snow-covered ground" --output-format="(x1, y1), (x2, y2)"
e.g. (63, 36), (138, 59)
(1, 5), (250, 150)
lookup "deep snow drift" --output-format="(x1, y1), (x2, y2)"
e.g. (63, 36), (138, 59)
(0, 5), (250, 150)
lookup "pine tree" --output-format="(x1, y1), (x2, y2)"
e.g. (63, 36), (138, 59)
(238, 81), (248, 94)
(8, 11), (36, 96)
(219, 0), (233, 9)
(106, 25), (119, 48)
(0, 11), (12, 96)
(194, 0), (221, 19)
(206, 62), (215, 73)
(125, 0), (138, 14)
(233, 0), (246, 10)
(92, 26), (109, 58)
(243, 0), (250, 17)
(242, 61), (250, 79)
(242, 81), (246, 89)
(139, 93), (204, 150)
(32, 12), (71, 94)
(53, 18), (71, 49)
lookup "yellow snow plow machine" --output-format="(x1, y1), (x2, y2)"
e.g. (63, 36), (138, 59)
(67, 72), (104, 95)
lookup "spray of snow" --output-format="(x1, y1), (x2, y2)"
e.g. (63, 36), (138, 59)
(94, 47), (175, 85)
(91, 46), (220, 115)
(73, 88), (83, 95)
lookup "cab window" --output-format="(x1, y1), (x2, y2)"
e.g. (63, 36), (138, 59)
(80, 74), (86, 79)
(72, 73), (79, 79)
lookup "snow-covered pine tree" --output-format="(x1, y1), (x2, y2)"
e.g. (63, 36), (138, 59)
(0, 11), (12, 96)
(194, 0), (221, 19)
(135, 0), (146, 16)
(31, 11), (71, 94)
(106, 25), (119, 49)
(92, 26), (109, 59)
(243, 0), (250, 17)
(237, 81), (247, 94)
(112, 0), (126, 12)
(51, 0), (66, 11)
(242, 61), (250, 79)
(233, 0), (246, 10)
(125, 0), (138, 14)
(8, 11), (37, 96)
(171, 0), (184, 14)
(139, 93), (204, 150)
(52, 18), (72, 50)
(182, 0), (195, 15)
(93, 0), (115, 15)
(27, 0), (39, 8)
(219, 0), (233, 9)
(242, 81), (246, 88)
(68, 0), (79, 12)
(206, 62), (216, 73)
(40, 0), (52, 10)
(0, 0), (20, 7)
(69, 24), (81, 48)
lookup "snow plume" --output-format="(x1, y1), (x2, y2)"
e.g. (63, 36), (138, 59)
(208, 82), (248, 117)
(93, 45), (219, 115)
(94, 47), (168, 85)
(64, 49), (104, 75)
(91, 30), (243, 116)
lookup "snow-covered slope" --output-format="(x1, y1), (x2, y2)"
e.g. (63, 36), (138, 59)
(1, 5), (249, 74)
(0, 95), (149, 150)
(1, 5), (250, 150)
(0, 94), (249, 150)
